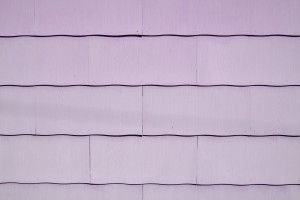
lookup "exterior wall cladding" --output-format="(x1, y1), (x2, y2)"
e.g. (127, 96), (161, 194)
(0, 0), (300, 199)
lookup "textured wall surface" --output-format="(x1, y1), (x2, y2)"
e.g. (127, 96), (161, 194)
(0, 0), (300, 199)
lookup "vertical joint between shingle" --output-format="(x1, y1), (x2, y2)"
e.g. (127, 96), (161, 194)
(142, 86), (144, 136)
(89, 136), (91, 183)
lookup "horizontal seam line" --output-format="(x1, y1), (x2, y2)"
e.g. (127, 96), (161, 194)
(1, 34), (300, 38)
(1, 134), (300, 137)
(0, 182), (299, 186)
(1, 84), (300, 88)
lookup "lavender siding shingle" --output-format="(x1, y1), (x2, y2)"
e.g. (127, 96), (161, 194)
(0, 0), (142, 35)
(90, 136), (197, 184)
(0, 136), (89, 182)
(35, 0), (142, 35)
(36, 87), (142, 135)
(143, 0), (300, 34)
(0, 184), (142, 200)
(0, 38), (89, 85)
(197, 137), (300, 184)
(143, 87), (250, 135)
(0, 87), (142, 135)
(144, 87), (300, 136)
(144, 185), (300, 200)
(89, 37), (197, 84)
(0, 0), (35, 35)
(0, 87), (35, 135)
(1, 0), (300, 35)
(197, 37), (300, 85)
(250, 87), (300, 135)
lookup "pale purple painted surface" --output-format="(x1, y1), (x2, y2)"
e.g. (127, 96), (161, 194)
(0, 0), (300, 199)
(1, 0), (300, 35)
(0, 136), (90, 182)
(0, 38), (89, 84)
(36, 87), (142, 135)
(90, 136), (197, 184)
(0, 0), (142, 35)
(144, 87), (300, 135)
(144, 185), (300, 200)
(89, 37), (197, 84)
(1, 37), (300, 85)
(197, 137), (300, 184)
(0, 87), (35, 134)
(0, 184), (142, 200)
(143, 0), (300, 34)
(197, 37), (300, 85)
(1, 87), (300, 135)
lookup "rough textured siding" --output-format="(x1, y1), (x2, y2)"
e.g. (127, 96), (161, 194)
(0, 0), (300, 199)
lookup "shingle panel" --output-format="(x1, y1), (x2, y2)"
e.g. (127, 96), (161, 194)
(34, 0), (142, 35)
(0, 0), (34, 35)
(0, 136), (89, 182)
(36, 87), (142, 135)
(197, 37), (300, 85)
(144, 185), (300, 200)
(251, 87), (300, 135)
(89, 37), (197, 84)
(91, 136), (197, 183)
(197, 137), (300, 184)
(0, 87), (35, 135)
(0, 184), (142, 200)
(143, 87), (250, 135)
(143, 0), (300, 34)
(0, 38), (89, 85)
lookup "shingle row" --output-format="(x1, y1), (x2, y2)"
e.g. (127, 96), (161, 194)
(1, 0), (300, 35)
(1, 37), (300, 85)
(1, 87), (300, 135)
(1, 136), (300, 184)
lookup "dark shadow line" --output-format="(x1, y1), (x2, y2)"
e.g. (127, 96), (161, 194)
(0, 134), (299, 137)
(0, 182), (299, 186)
(1, 34), (300, 38)
(1, 84), (300, 88)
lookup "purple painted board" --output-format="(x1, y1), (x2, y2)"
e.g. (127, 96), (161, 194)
(143, 0), (300, 34)
(0, 87), (142, 135)
(139, 37), (197, 84)
(144, 185), (300, 200)
(0, 38), (89, 85)
(143, 87), (300, 136)
(143, 0), (198, 35)
(0, 87), (35, 134)
(197, 137), (300, 184)
(89, 37), (197, 84)
(143, 87), (251, 135)
(90, 136), (197, 184)
(0, 37), (197, 84)
(0, 0), (142, 35)
(1, 0), (300, 35)
(0, 184), (142, 200)
(35, 0), (142, 35)
(0, 0), (35, 35)
(197, 37), (300, 85)
(0, 136), (89, 182)
(2, 87), (300, 136)
(1, 37), (299, 85)
(0, 136), (299, 184)
(250, 87), (300, 135)
(36, 87), (142, 135)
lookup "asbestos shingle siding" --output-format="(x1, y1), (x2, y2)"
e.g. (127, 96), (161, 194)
(0, 0), (300, 199)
